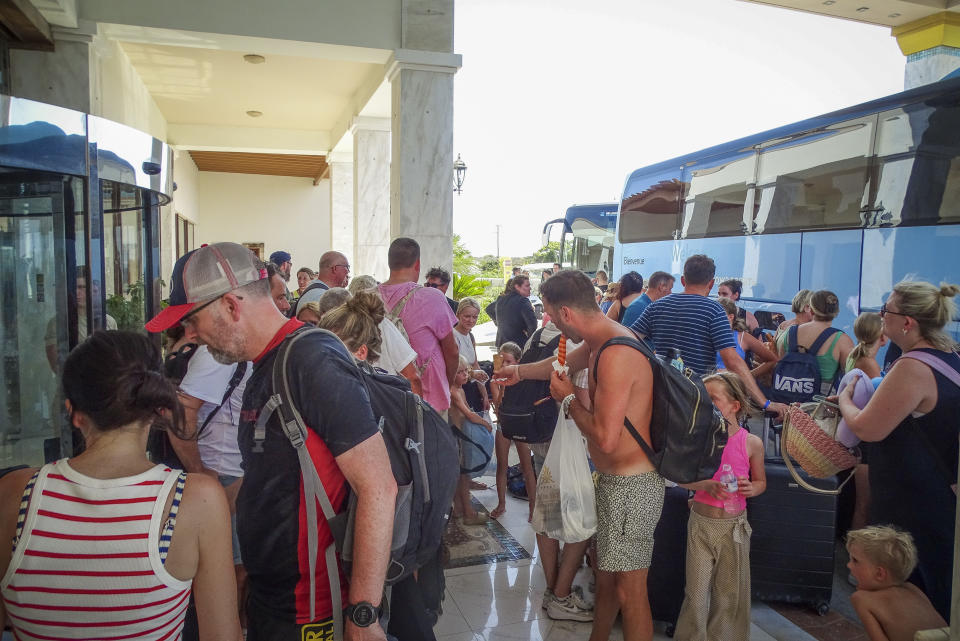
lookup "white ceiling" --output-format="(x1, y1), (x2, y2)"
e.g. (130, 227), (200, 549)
(741, 0), (960, 27)
(120, 42), (388, 133)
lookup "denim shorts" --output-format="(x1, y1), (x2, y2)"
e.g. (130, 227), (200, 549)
(218, 474), (242, 565)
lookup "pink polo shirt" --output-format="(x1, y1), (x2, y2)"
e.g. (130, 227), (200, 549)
(379, 282), (458, 411)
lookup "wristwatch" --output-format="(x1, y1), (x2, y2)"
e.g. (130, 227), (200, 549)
(344, 601), (381, 627)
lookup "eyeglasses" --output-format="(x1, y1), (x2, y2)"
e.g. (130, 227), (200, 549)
(880, 303), (910, 319)
(425, 282), (441, 288)
(334, 264), (351, 272)
(181, 293), (244, 326)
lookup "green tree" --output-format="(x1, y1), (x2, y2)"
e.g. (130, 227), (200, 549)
(477, 255), (501, 277)
(451, 273), (489, 301)
(453, 234), (476, 274)
(532, 241), (561, 263)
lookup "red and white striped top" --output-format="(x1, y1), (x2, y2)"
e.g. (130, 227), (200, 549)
(1, 459), (192, 641)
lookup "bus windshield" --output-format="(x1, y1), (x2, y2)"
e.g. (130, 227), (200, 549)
(543, 203), (618, 275)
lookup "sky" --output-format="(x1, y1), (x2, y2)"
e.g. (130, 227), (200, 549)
(451, 0), (906, 258)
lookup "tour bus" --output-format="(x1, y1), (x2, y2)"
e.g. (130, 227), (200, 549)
(542, 202), (619, 276)
(613, 77), (960, 342)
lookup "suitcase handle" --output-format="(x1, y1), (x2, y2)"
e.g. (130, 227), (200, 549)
(781, 419), (856, 495)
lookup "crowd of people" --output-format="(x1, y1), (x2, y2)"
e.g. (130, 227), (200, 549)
(0, 241), (956, 641)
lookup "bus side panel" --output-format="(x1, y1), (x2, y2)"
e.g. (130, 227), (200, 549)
(615, 239), (675, 282)
(799, 229), (864, 336)
(862, 225), (960, 342)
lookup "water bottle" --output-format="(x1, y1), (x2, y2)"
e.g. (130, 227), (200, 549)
(718, 463), (740, 514)
(664, 347), (684, 372)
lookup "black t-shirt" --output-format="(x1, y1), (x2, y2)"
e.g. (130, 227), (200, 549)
(237, 319), (379, 623)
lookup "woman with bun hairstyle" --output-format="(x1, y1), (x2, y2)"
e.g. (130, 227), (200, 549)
(776, 289), (854, 393)
(0, 331), (241, 640)
(837, 281), (960, 621)
(847, 312), (887, 378)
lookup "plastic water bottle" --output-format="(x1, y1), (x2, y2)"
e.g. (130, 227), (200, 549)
(718, 464), (740, 514)
(664, 348), (684, 372)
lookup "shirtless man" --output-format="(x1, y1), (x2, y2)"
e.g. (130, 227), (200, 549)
(496, 269), (661, 641)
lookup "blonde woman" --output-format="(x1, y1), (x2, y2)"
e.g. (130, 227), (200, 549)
(846, 312), (887, 378)
(776, 290), (853, 392)
(837, 280), (960, 621)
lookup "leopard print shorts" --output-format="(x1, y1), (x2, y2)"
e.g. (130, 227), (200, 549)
(595, 470), (665, 572)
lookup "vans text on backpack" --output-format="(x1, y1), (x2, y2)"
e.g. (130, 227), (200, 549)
(497, 328), (562, 443)
(771, 325), (841, 404)
(592, 335), (728, 484)
(253, 327), (458, 639)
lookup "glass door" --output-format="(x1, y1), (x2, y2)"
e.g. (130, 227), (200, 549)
(0, 170), (84, 466)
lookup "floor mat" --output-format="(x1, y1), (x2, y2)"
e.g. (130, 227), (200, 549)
(444, 497), (531, 569)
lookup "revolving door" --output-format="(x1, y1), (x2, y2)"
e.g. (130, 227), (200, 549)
(0, 97), (171, 467)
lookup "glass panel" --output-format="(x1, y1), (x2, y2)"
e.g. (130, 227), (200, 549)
(799, 229), (863, 336)
(0, 171), (76, 467)
(102, 181), (147, 332)
(869, 102), (960, 227)
(570, 218), (613, 274)
(754, 115), (876, 234)
(618, 167), (682, 243)
(680, 149), (756, 239)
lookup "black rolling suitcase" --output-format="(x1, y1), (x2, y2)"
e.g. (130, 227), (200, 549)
(747, 416), (837, 615)
(648, 484), (690, 637)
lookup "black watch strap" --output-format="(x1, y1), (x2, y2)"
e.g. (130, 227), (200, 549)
(344, 601), (381, 627)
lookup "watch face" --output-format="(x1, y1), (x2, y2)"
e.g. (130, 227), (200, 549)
(351, 603), (377, 627)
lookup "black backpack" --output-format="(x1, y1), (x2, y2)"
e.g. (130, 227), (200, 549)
(498, 328), (562, 443)
(593, 336), (728, 484)
(256, 327), (458, 637)
(770, 325), (840, 404)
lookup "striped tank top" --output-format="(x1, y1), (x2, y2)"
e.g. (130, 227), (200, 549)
(1, 459), (192, 640)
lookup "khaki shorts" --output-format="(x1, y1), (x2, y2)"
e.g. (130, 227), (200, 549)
(595, 470), (664, 572)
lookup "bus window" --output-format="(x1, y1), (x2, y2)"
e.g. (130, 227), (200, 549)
(618, 168), (682, 243)
(870, 101), (960, 227)
(754, 115), (876, 234)
(680, 149), (756, 239)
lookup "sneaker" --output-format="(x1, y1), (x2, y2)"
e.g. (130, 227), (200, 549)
(546, 592), (594, 622)
(571, 584), (594, 608)
(541, 588), (554, 610)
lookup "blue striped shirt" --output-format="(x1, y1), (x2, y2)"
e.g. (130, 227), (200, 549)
(631, 293), (736, 376)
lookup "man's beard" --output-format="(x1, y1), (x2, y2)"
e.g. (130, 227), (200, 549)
(205, 314), (247, 364)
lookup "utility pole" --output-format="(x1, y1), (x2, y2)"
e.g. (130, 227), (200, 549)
(495, 224), (501, 260)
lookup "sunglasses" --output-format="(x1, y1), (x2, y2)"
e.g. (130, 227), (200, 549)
(879, 303), (909, 319)
(424, 282), (441, 288)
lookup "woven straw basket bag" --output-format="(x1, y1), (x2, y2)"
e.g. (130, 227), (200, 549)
(781, 398), (859, 495)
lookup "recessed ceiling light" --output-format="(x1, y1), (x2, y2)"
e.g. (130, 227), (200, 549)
(243, 54), (266, 64)
(856, 6), (870, 12)
(246, 110), (263, 118)
(822, 1), (835, 5)
(889, 12), (901, 17)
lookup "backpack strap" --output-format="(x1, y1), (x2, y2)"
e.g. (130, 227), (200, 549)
(260, 326), (351, 637)
(807, 327), (841, 356)
(388, 285), (422, 322)
(590, 335), (658, 464)
(195, 361), (248, 438)
(450, 425), (493, 474)
(786, 324), (800, 353)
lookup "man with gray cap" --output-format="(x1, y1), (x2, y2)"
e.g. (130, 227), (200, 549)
(146, 242), (396, 641)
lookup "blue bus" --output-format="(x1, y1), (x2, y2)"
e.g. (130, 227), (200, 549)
(543, 202), (619, 276)
(613, 77), (960, 341)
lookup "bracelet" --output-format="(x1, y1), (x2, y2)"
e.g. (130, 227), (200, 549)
(561, 393), (576, 417)
(763, 399), (771, 410)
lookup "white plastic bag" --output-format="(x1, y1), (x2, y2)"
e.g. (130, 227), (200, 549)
(530, 413), (597, 543)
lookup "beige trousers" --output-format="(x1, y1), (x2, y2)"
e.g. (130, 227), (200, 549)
(674, 508), (752, 641)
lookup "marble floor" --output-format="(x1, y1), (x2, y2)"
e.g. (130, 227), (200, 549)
(438, 479), (824, 641)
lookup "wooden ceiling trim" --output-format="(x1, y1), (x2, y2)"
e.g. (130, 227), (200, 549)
(188, 151), (328, 183)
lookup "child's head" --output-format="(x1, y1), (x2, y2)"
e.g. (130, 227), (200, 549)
(499, 342), (522, 366)
(702, 370), (751, 425)
(455, 355), (471, 386)
(846, 526), (918, 589)
(848, 312), (886, 363)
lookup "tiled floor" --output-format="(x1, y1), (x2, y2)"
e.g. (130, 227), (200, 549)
(438, 479), (839, 641)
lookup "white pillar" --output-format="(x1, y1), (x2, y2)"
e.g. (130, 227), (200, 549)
(353, 120), (392, 281)
(388, 50), (461, 277)
(904, 46), (960, 89)
(328, 153), (355, 271)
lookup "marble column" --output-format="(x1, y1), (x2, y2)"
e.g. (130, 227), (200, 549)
(893, 13), (960, 89)
(388, 51), (460, 277)
(353, 123), (392, 281)
(328, 155), (355, 271)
